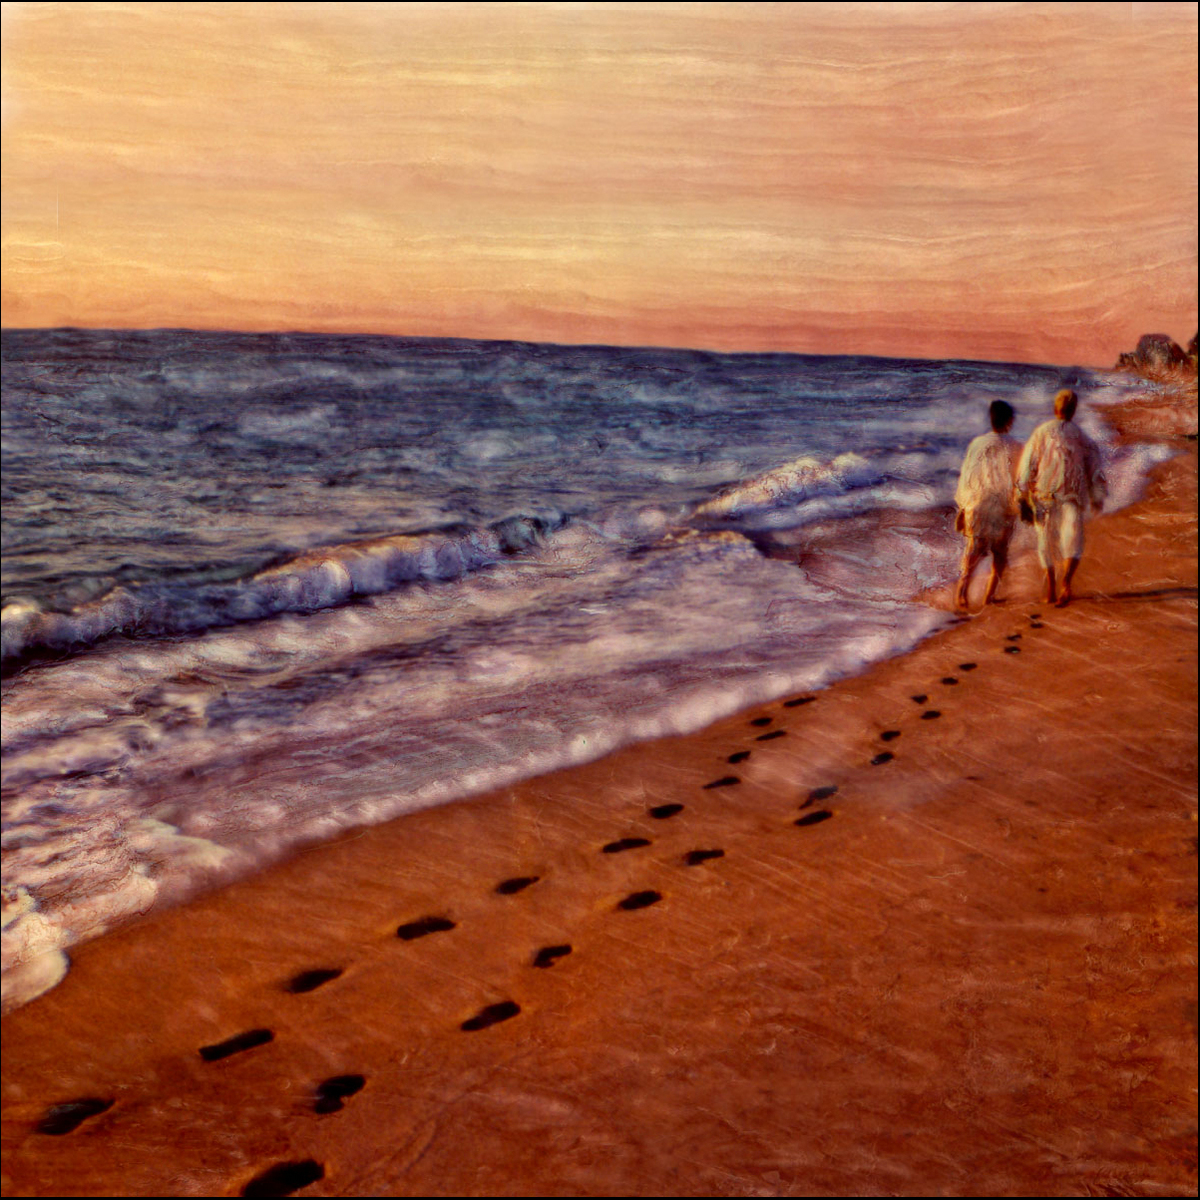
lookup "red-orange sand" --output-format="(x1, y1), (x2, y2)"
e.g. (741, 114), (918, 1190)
(2, 395), (1196, 1197)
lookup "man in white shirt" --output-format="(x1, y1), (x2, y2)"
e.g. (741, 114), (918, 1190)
(954, 400), (1022, 611)
(1016, 388), (1107, 608)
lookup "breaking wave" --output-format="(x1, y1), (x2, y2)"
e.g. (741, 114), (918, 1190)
(1, 513), (568, 671)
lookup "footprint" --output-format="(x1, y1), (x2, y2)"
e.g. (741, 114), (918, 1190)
(313, 1074), (366, 1115)
(941, 677), (958, 686)
(921, 710), (941, 720)
(703, 775), (741, 789)
(648, 803), (684, 819)
(727, 750), (751, 764)
(532, 944), (572, 969)
(461, 1000), (521, 1031)
(36, 1098), (113, 1136)
(1030, 612), (1042, 619)
(285, 968), (342, 995)
(755, 729), (786, 742)
(396, 916), (456, 940)
(495, 876), (540, 895)
(958, 662), (977, 671)
(200, 1029), (274, 1063)
(802, 785), (838, 808)
(602, 837), (651, 854)
(871, 751), (894, 765)
(795, 810), (834, 827)
(749, 716), (773, 727)
(911, 694), (928, 704)
(1006, 633), (1022, 641)
(783, 696), (815, 707)
(1030, 620), (1045, 629)
(617, 890), (662, 910)
(683, 849), (725, 866)
(879, 730), (901, 742)
(1004, 645), (1022, 654)
(242, 1160), (325, 1197)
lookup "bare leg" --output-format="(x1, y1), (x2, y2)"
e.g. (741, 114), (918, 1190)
(955, 544), (985, 611)
(1043, 563), (1057, 605)
(1056, 556), (1080, 607)
(983, 545), (1008, 605)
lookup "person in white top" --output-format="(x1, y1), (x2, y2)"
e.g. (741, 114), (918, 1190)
(1016, 388), (1107, 608)
(953, 399), (1022, 611)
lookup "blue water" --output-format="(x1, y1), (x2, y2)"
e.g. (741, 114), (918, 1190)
(0, 328), (1167, 1010)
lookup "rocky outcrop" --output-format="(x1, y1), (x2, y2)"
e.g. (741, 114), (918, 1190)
(1115, 332), (1196, 376)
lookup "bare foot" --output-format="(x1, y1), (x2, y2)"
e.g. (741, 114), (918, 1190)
(954, 583), (969, 611)
(1055, 586), (1072, 608)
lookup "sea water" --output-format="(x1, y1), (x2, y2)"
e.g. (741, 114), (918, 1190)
(0, 328), (1171, 1010)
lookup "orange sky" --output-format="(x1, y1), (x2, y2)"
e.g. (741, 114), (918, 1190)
(2, 1), (1196, 364)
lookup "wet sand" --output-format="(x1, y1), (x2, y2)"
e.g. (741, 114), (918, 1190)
(2, 399), (1196, 1197)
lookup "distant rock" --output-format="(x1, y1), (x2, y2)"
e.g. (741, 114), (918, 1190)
(1115, 332), (1194, 375)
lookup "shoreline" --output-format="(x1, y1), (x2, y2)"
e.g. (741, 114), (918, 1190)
(2, 389), (1196, 1196)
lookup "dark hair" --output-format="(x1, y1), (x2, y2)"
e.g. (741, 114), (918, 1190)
(989, 400), (1015, 432)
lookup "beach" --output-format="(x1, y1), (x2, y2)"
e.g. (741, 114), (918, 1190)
(1, 390), (1195, 1196)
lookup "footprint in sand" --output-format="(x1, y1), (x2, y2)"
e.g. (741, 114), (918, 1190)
(704, 775), (741, 789)
(958, 662), (978, 671)
(396, 916), (456, 940)
(200, 1029), (274, 1063)
(749, 716), (773, 727)
(1030, 620), (1045, 629)
(1006, 633), (1022, 641)
(871, 751), (894, 765)
(602, 837), (651, 854)
(495, 876), (540, 895)
(617, 890), (662, 910)
(285, 968), (342, 994)
(795, 810), (834, 828)
(802, 785), (838, 808)
(242, 1160), (324, 1197)
(941, 677), (958, 686)
(783, 696), (815, 707)
(532, 944), (572, 968)
(911, 693), (928, 704)
(921, 710), (941, 720)
(461, 1000), (521, 1031)
(727, 750), (751, 764)
(683, 849), (724, 865)
(1005, 645), (1022, 654)
(756, 729), (787, 742)
(313, 1075), (366, 1115)
(648, 803), (684, 819)
(879, 730), (901, 742)
(36, 1098), (113, 1136)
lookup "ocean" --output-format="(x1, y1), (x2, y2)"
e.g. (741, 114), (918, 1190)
(0, 328), (1171, 1011)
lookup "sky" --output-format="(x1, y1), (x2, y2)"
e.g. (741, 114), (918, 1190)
(1, 1), (1196, 365)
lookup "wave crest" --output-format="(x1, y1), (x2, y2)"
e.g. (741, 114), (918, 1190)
(1, 514), (568, 671)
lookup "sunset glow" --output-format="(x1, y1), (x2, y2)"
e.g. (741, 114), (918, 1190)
(2, 1), (1196, 363)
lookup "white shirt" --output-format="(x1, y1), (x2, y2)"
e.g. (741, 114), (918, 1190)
(1017, 419), (1106, 508)
(955, 431), (1021, 516)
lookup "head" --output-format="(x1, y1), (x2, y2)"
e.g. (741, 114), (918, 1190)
(989, 400), (1015, 434)
(1053, 388), (1078, 421)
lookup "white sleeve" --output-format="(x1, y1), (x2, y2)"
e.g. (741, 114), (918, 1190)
(1015, 429), (1039, 496)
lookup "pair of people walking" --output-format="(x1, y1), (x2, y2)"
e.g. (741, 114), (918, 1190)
(954, 388), (1106, 611)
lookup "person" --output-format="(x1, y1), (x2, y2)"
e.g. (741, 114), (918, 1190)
(953, 399), (1022, 611)
(1016, 388), (1107, 608)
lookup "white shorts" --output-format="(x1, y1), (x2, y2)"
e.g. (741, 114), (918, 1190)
(1033, 499), (1084, 567)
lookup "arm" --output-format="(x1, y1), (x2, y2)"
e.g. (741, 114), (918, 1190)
(1085, 436), (1108, 510)
(1015, 429), (1038, 500)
